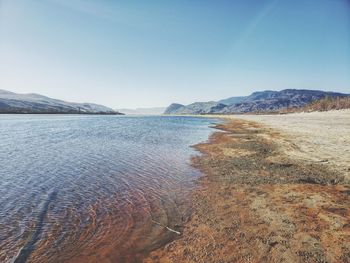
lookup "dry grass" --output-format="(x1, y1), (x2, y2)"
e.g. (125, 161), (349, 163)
(281, 96), (350, 113)
(145, 120), (350, 263)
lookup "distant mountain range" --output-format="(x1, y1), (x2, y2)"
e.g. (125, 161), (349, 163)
(116, 107), (166, 115)
(164, 89), (350, 114)
(0, 89), (123, 114)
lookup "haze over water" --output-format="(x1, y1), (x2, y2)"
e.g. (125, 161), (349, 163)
(0, 115), (216, 262)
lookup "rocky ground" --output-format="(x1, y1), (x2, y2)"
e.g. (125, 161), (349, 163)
(144, 111), (350, 263)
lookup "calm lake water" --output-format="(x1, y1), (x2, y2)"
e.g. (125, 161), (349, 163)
(0, 115), (217, 263)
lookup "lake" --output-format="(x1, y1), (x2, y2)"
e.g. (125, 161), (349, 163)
(0, 115), (217, 262)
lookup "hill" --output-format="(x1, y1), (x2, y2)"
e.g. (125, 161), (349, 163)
(164, 89), (349, 114)
(0, 89), (123, 114)
(281, 96), (350, 113)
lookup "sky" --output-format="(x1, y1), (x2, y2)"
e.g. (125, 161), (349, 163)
(0, 0), (349, 108)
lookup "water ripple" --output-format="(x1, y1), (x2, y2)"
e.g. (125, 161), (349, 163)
(0, 115), (217, 262)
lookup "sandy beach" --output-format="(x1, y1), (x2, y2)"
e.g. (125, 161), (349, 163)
(225, 110), (350, 181)
(145, 110), (350, 262)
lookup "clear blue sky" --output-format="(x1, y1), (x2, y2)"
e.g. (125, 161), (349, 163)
(1, 0), (349, 108)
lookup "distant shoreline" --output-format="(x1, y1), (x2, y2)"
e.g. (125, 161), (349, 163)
(0, 112), (124, 115)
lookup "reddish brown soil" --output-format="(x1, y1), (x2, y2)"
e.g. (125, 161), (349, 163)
(144, 119), (350, 263)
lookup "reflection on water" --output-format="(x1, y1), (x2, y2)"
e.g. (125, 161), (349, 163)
(0, 115), (216, 262)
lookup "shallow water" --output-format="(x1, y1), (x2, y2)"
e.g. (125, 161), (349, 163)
(0, 115), (216, 262)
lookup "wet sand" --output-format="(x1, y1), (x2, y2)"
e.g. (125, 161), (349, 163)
(145, 110), (350, 262)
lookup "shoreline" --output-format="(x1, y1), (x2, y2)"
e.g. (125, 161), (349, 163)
(145, 111), (350, 262)
(214, 110), (350, 180)
(0, 112), (124, 115)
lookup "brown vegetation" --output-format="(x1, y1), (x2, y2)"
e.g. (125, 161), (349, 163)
(145, 119), (350, 263)
(281, 96), (350, 113)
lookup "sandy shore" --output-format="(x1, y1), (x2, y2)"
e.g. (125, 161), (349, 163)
(223, 110), (350, 181)
(145, 110), (350, 262)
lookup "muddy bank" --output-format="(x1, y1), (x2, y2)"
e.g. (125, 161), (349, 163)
(145, 119), (350, 262)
